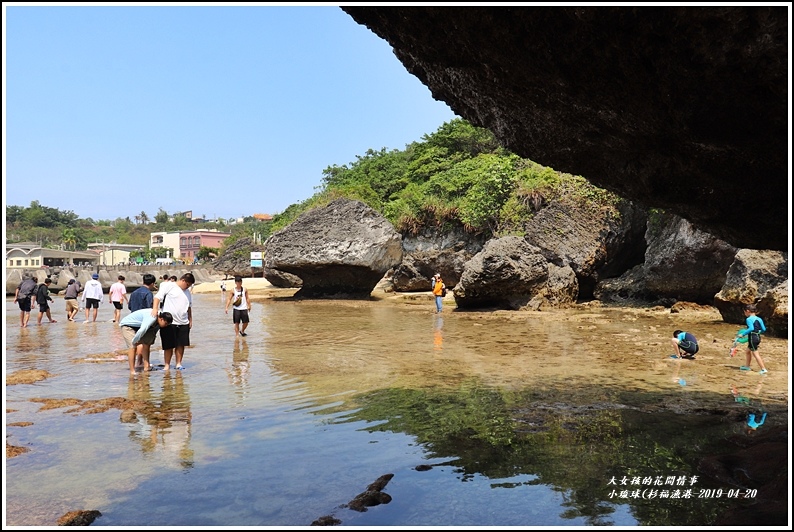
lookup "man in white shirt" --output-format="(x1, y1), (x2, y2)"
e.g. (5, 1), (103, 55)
(152, 272), (195, 370)
(120, 309), (173, 374)
(81, 273), (104, 323)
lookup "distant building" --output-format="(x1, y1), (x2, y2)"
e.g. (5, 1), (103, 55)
(171, 210), (193, 221)
(150, 229), (231, 261)
(6, 242), (100, 269)
(149, 231), (181, 255)
(86, 242), (146, 266)
(253, 213), (273, 221)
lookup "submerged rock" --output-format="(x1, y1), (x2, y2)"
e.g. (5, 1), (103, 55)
(56, 510), (102, 526)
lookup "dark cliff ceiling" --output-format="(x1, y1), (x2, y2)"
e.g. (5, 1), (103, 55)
(342, 7), (789, 251)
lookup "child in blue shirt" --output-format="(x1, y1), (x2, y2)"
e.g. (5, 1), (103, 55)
(737, 304), (768, 374)
(671, 330), (699, 359)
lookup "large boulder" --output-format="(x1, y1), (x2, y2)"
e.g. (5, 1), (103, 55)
(594, 214), (738, 305)
(454, 236), (577, 310)
(264, 199), (403, 298)
(393, 227), (487, 291)
(342, 7), (788, 251)
(713, 249), (788, 336)
(523, 195), (647, 299)
(756, 281), (788, 338)
(212, 237), (266, 278)
(641, 214), (738, 302)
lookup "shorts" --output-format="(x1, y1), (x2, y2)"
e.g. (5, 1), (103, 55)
(39, 302), (51, 313)
(748, 332), (762, 352)
(678, 338), (698, 356)
(17, 298), (32, 312)
(121, 325), (158, 347)
(65, 299), (79, 313)
(160, 324), (191, 350)
(233, 309), (250, 324)
(85, 298), (100, 309)
(113, 301), (123, 310)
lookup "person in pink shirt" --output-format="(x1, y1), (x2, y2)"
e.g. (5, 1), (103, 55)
(109, 275), (128, 323)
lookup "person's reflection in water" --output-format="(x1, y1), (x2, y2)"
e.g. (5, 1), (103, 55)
(15, 325), (54, 365)
(123, 371), (194, 468)
(434, 316), (444, 352)
(125, 374), (158, 454)
(11, 325), (38, 360)
(670, 358), (684, 385)
(157, 371), (194, 469)
(228, 336), (251, 399)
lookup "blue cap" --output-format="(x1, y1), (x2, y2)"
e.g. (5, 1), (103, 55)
(92, 273), (99, 279)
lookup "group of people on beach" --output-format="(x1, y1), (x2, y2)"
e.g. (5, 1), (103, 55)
(14, 272), (197, 375)
(13, 271), (255, 376)
(670, 303), (768, 374)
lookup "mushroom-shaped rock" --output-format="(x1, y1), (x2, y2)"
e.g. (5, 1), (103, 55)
(264, 199), (403, 298)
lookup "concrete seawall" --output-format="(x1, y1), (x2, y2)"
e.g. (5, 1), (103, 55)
(6, 266), (223, 296)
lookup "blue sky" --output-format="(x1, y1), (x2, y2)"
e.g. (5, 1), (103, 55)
(3, 3), (458, 223)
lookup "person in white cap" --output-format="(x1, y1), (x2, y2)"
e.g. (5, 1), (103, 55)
(82, 273), (104, 322)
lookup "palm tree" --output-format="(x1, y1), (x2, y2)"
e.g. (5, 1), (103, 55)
(139, 211), (149, 225)
(134, 214), (141, 225)
(62, 228), (77, 250)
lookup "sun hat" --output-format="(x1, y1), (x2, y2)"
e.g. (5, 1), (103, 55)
(92, 273), (99, 279)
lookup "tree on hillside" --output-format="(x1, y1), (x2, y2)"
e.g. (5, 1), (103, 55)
(139, 211), (149, 225)
(10, 200), (80, 228)
(172, 214), (190, 228)
(62, 228), (77, 250)
(420, 118), (502, 157)
(114, 217), (133, 232)
(6, 205), (24, 225)
(155, 208), (169, 225)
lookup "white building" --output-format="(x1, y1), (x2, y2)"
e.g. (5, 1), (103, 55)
(6, 242), (100, 269)
(86, 242), (146, 266)
(149, 231), (181, 257)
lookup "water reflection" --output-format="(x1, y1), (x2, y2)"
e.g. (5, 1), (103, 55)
(227, 336), (251, 398)
(433, 315), (444, 351)
(4, 295), (788, 526)
(121, 372), (194, 468)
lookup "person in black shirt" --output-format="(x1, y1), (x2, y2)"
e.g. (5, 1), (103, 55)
(36, 278), (57, 325)
(128, 273), (157, 312)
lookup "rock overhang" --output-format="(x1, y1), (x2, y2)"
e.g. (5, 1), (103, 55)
(342, 6), (789, 251)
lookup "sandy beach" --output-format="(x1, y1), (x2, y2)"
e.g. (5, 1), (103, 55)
(191, 277), (275, 294)
(192, 276), (440, 306)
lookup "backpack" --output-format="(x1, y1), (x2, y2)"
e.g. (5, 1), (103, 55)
(441, 284), (447, 297)
(19, 279), (37, 299)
